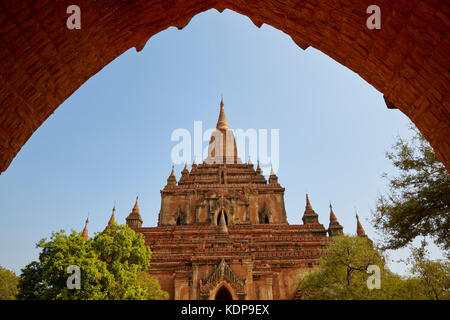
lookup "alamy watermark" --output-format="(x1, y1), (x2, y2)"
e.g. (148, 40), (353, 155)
(66, 5), (81, 30)
(66, 265), (81, 290)
(366, 265), (381, 290)
(366, 5), (381, 30)
(66, 5), (381, 31)
(170, 121), (279, 175)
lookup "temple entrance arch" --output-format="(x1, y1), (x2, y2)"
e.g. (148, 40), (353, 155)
(200, 259), (246, 300)
(215, 286), (233, 300)
(209, 280), (238, 300)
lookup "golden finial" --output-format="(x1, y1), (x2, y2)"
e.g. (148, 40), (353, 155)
(216, 97), (229, 130)
(218, 209), (228, 234)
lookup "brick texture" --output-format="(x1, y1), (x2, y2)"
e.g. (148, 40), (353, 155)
(0, 0), (449, 173)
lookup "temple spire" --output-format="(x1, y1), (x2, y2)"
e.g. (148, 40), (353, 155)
(269, 164), (278, 184)
(306, 194), (312, 209)
(107, 206), (116, 226)
(256, 160), (262, 174)
(356, 211), (366, 237)
(166, 165), (177, 186)
(206, 97), (241, 164)
(302, 194), (319, 224)
(182, 162), (189, 175)
(133, 196), (139, 213)
(179, 162), (190, 184)
(216, 97), (229, 131)
(81, 217), (88, 240)
(126, 197), (143, 228)
(328, 203), (343, 236)
(329, 203), (337, 222)
(218, 209), (228, 234)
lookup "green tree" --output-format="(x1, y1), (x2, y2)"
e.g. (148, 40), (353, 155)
(136, 271), (169, 300)
(16, 261), (45, 300)
(407, 243), (450, 300)
(0, 266), (19, 300)
(17, 230), (113, 300)
(296, 235), (449, 300)
(296, 235), (387, 300)
(295, 235), (438, 300)
(372, 126), (450, 253)
(92, 222), (151, 299)
(17, 223), (167, 300)
(374, 270), (427, 300)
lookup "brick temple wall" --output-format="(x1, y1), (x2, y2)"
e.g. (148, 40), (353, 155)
(134, 224), (328, 300)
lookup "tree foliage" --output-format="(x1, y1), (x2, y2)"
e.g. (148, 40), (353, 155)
(297, 235), (388, 300)
(372, 126), (450, 253)
(92, 223), (151, 299)
(0, 266), (19, 300)
(406, 242), (450, 300)
(17, 223), (168, 300)
(17, 230), (113, 300)
(296, 235), (449, 300)
(136, 271), (169, 300)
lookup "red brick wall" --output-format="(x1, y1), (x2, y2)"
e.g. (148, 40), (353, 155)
(1, 0), (448, 173)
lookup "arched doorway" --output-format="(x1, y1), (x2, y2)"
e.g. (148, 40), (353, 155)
(215, 286), (233, 300)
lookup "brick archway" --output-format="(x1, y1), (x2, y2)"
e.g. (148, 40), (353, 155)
(215, 285), (233, 300)
(209, 280), (238, 300)
(0, 1), (448, 173)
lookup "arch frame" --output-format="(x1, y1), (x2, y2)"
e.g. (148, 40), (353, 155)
(213, 207), (231, 226)
(209, 280), (239, 300)
(0, 1), (448, 174)
(258, 202), (272, 224)
(211, 196), (235, 226)
(199, 258), (247, 299)
(173, 206), (186, 226)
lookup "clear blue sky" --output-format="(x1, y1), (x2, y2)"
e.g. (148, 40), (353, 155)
(0, 9), (443, 275)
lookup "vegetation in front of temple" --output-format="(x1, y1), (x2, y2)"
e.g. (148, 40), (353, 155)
(372, 126), (449, 253)
(296, 235), (449, 300)
(297, 127), (449, 300)
(3, 126), (449, 300)
(11, 223), (168, 300)
(0, 266), (19, 300)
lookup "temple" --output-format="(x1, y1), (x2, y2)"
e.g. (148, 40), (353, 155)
(86, 99), (366, 300)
